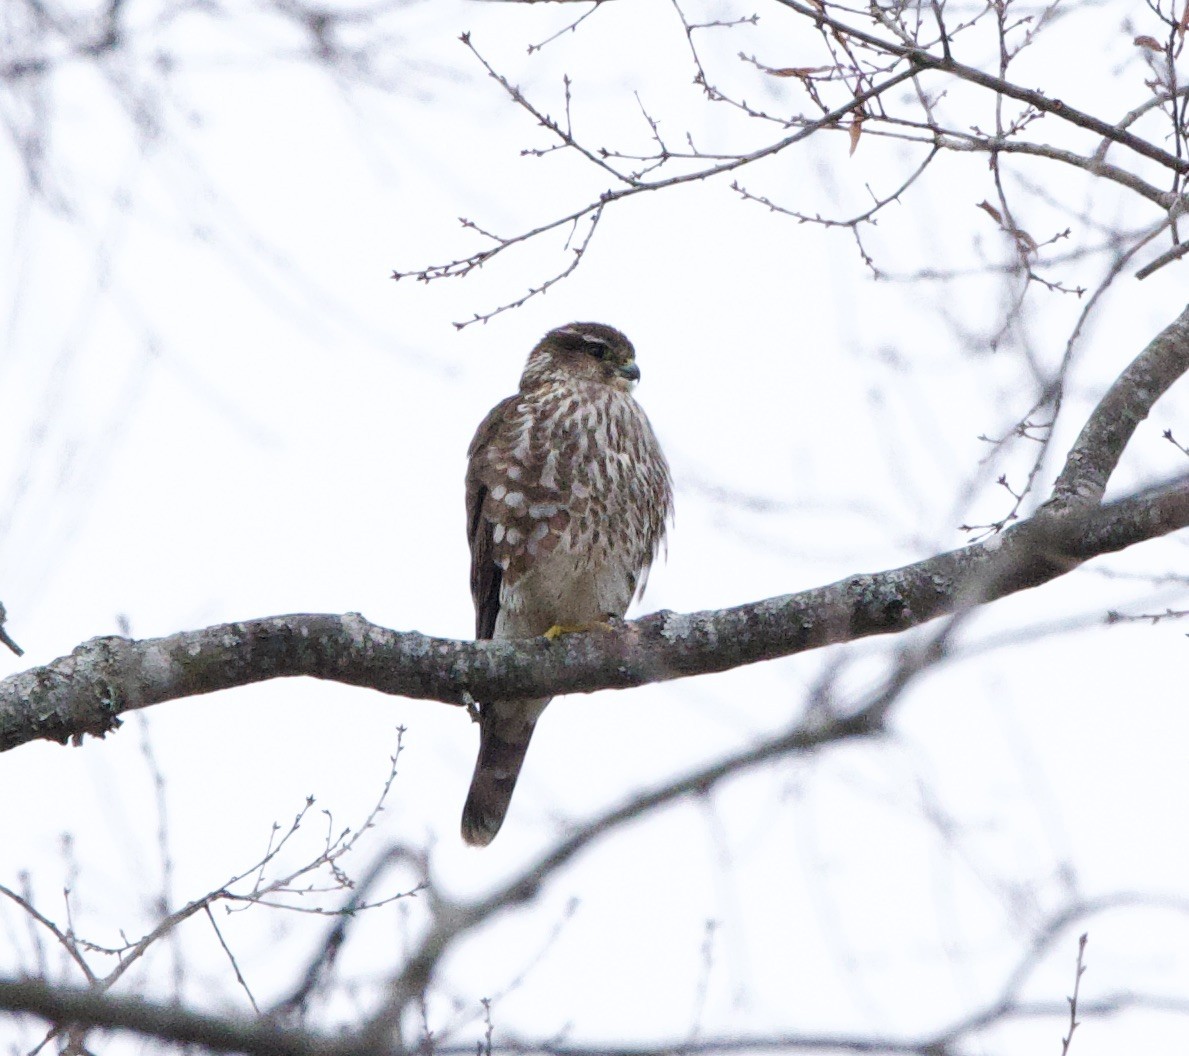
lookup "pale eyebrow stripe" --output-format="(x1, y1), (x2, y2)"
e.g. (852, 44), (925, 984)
(558, 327), (612, 346)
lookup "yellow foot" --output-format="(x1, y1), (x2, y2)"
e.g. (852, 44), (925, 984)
(543, 620), (614, 641)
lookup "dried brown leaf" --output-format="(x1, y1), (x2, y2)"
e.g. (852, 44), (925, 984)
(976, 200), (1003, 224)
(976, 201), (1038, 253)
(1134, 35), (1164, 51)
(1015, 227), (1039, 253)
(756, 62), (833, 78)
(848, 113), (863, 155)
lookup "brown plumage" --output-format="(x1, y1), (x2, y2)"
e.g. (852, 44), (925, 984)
(462, 322), (673, 846)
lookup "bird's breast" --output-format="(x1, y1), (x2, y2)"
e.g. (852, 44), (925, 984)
(484, 382), (670, 637)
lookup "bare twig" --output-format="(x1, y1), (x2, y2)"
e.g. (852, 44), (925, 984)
(0, 885), (96, 984)
(272, 842), (426, 1020)
(0, 602), (23, 657)
(773, 0), (1189, 173)
(205, 905), (260, 1015)
(399, 1), (1189, 316)
(1105, 606), (1189, 624)
(1166, 428), (1189, 457)
(392, 58), (921, 326)
(1060, 934), (1089, 1055)
(1136, 238), (1189, 278)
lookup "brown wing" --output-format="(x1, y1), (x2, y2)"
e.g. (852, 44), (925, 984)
(463, 393), (550, 847)
(466, 394), (519, 640)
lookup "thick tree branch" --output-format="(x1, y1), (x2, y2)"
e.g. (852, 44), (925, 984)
(0, 477), (1184, 754)
(2, 304), (1186, 753)
(360, 624), (950, 1042)
(1049, 303), (1189, 506)
(0, 978), (361, 1056)
(2, 983), (1183, 1056)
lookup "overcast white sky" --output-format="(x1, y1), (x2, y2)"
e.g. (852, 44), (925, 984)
(1, 1), (1188, 1052)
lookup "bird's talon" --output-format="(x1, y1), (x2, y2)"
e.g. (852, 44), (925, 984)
(543, 620), (613, 641)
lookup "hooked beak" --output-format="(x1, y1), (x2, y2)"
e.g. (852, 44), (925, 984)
(617, 361), (641, 382)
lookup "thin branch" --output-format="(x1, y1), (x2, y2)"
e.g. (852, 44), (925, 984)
(451, 206), (605, 328)
(733, 143), (941, 228)
(0, 885), (96, 984)
(400, 5), (1189, 317)
(935, 133), (1179, 209)
(1136, 238), (1189, 278)
(272, 844), (424, 1020)
(422, 991), (1189, 1055)
(1060, 934), (1088, 1055)
(462, 35), (632, 185)
(969, 242), (1185, 537)
(773, 0), (1189, 174)
(525, 1), (610, 54)
(1105, 606), (1189, 624)
(205, 905), (259, 1015)
(393, 62), (921, 326)
(0, 601), (23, 657)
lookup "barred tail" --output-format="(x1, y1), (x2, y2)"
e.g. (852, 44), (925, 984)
(461, 701), (545, 846)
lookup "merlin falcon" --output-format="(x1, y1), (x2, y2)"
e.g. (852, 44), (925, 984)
(462, 322), (673, 845)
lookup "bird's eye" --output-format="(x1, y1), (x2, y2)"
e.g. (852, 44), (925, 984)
(551, 326), (625, 363)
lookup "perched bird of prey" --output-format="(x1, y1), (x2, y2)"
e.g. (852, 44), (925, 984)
(462, 322), (673, 846)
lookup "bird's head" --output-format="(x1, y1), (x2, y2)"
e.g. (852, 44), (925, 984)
(520, 322), (641, 392)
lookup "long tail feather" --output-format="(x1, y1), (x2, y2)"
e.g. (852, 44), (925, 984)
(461, 703), (543, 846)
